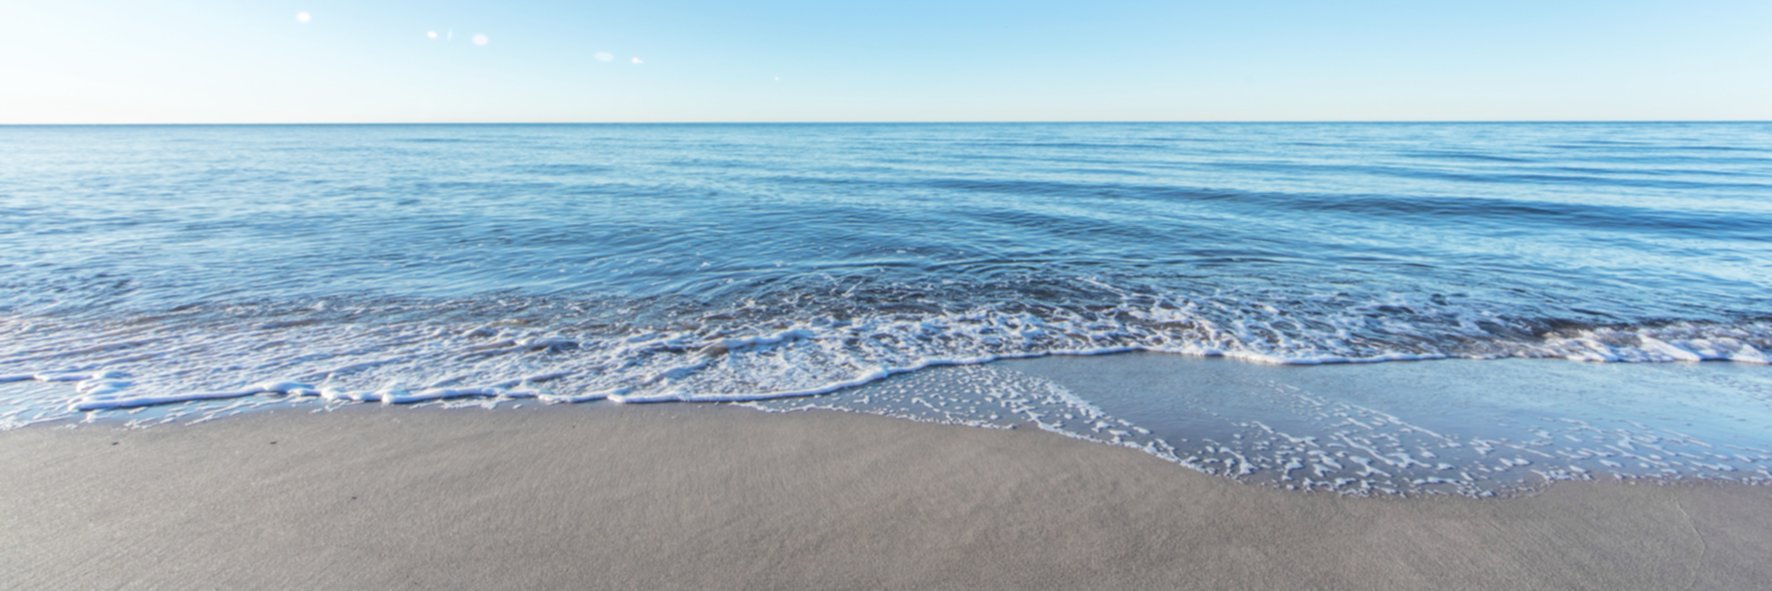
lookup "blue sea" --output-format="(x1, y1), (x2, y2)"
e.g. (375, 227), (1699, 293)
(4, 123), (1771, 494)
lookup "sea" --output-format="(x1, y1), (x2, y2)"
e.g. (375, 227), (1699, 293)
(3, 122), (1770, 495)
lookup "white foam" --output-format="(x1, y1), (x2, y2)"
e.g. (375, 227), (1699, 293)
(5, 302), (1768, 429)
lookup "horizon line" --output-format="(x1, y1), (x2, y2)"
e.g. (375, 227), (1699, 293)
(4, 119), (1772, 127)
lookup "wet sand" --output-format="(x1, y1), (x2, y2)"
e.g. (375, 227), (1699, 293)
(4, 403), (1770, 590)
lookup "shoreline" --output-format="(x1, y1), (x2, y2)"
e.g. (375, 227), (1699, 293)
(5, 403), (1771, 589)
(10, 352), (1772, 497)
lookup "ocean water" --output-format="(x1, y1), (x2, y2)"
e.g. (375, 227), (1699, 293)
(4, 123), (1771, 492)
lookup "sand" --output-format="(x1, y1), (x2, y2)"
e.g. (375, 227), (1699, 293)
(4, 403), (1770, 590)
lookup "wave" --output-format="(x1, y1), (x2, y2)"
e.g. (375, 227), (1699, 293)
(3, 291), (1765, 422)
(808, 176), (1772, 241)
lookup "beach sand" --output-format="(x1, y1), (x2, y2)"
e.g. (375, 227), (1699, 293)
(5, 403), (1771, 590)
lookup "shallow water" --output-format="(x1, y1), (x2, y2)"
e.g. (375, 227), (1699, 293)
(754, 355), (1772, 496)
(3, 123), (1770, 493)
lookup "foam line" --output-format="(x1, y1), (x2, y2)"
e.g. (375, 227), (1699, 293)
(31, 318), (1772, 414)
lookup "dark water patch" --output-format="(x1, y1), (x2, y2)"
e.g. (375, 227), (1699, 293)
(1401, 150), (1536, 163)
(950, 140), (1174, 151)
(501, 163), (613, 176)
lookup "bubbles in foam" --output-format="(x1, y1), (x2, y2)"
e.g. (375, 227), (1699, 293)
(0, 287), (1768, 430)
(4, 290), (1770, 498)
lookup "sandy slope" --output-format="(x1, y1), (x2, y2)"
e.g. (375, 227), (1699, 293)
(4, 404), (1769, 590)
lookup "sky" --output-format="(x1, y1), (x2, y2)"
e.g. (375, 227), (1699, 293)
(3, 0), (1771, 123)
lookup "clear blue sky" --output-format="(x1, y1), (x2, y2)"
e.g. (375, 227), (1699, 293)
(4, 0), (1770, 123)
